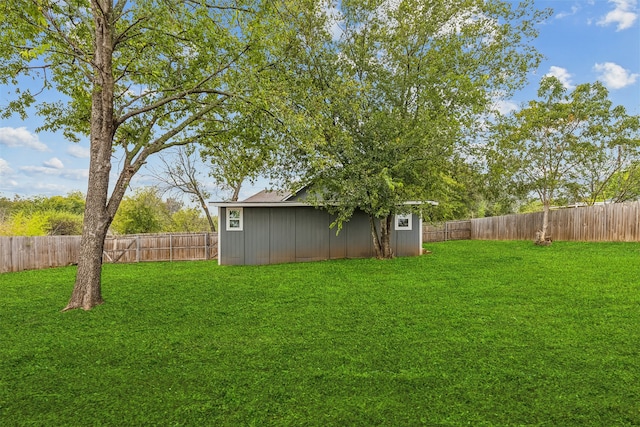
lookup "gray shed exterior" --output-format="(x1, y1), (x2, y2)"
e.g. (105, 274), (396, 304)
(213, 191), (422, 265)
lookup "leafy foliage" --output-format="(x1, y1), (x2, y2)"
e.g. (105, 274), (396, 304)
(0, 211), (49, 236)
(0, 193), (85, 235)
(110, 187), (212, 235)
(285, 0), (549, 255)
(0, 190), (210, 235)
(488, 76), (640, 241)
(111, 188), (169, 234)
(1, 0), (321, 308)
(0, 210), (84, 236)
(168, 207), (214, 233)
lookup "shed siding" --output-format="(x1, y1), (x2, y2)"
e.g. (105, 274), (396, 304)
(219, 207), (245, 265)
(218, 207), (421, 265)
(329, 221), (347, 259)
(394, 213), (421, 257)
(244, 208), (271, 265)
(346, 211), (373, 258)
(269, 207), (296, 264)
(295, 208), (330, 261)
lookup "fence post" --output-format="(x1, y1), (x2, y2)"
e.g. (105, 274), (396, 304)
(205, 233), (209, 260)
(170, 233), (173, 262)
(136, 236), (140, 263)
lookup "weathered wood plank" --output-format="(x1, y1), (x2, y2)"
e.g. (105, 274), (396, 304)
(470, 201), (640, 242)
(1, 233), (218, 273)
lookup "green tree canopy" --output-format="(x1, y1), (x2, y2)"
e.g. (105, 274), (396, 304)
(111, 187), (171, 235)
(0, 0), (315, 309)
(284, 0), (549, 257)
(0, 192), (85, 236)
(488, 76), (640, 244)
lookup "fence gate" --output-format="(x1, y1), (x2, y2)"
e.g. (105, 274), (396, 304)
(103, 236), (138, 263)
(423, 220), (472, 242)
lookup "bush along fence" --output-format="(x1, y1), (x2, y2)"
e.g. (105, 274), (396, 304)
(0, 232), (218, 273)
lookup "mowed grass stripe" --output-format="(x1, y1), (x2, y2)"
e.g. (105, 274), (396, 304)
(1, 240), (639, 426)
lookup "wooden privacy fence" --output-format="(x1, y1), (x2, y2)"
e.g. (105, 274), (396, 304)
(0, 235), (81, 274)
(471, 201), (640, 242)
(0, 232), (218, 273)
(103, 232), (218, 264)
(423, 221), (472, 242)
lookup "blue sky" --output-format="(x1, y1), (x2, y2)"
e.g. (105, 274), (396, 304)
(1, 0), (639, 202)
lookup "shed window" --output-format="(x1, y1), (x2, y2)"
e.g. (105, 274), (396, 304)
(227, 208), (243, 231)
(395, 214), (412, 231)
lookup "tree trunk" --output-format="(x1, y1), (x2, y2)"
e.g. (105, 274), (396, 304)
(535, 199), (552, 246)
(231, 180), (242, 202)
(65, 215), (109, 310)
(369, 216), (383, 258)
(63, 0), (115, 311)
(369, 215), (394, 259)
(196, 192), (216, 232)
(380, 215), (394, 258)
(203, 202), (216, 232)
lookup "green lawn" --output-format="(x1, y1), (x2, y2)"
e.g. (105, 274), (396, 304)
(1, 240), (639, 426)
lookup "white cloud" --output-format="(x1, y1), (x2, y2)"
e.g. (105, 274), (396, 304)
(30, 182), (74, 193)
(0, 127), (49, 152)
(19, 165), (89, 180)
(0, 178), (20, 192)
(0, 178), (79, 196)
(0, 158), (13, 175)
(598, 0), (638, 31)
(64, 169), (89, 181)
(19, 166), (63, 176)
(545, 66), (575, 89)
(43, 157), (64, 169)
(67, 145), (90, 158)
(492, 99), (520, 115)
(556, 5), (580, 20)
(594, 62), (639, 89)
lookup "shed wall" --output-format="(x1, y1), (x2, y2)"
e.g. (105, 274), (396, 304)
(295, 208), (330, 262)
(345, 210), (373, 258)
(244, 208), (270, 265)
(269, 208), (296, 264)
(220, 207), (245, 265)
(329, 223), (347, 259)
(219, 207), (421, 265)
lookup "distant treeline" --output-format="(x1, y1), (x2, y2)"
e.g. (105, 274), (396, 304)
(0, 187), (215, 236)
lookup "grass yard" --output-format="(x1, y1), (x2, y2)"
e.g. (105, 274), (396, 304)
(1, 240), (640, 426)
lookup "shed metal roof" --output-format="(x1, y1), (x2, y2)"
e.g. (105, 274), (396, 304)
(210, 183), (437, 208)
(240, 189), (291, 203)
(210, 190), (437, 208)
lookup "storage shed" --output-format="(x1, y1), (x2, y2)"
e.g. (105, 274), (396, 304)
(211, 189), (425, 265)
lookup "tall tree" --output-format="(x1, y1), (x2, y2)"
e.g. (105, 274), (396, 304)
(488, 76), (640, 244)
(151, 146), (217, 231)
(601, 163), (640, 203)
(287, 0), (549, 257)
(0, 0), (305, 310)
(570, 103), (640, 205)
(199, 110), (279, 202)
(151, 107), (289, 228)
